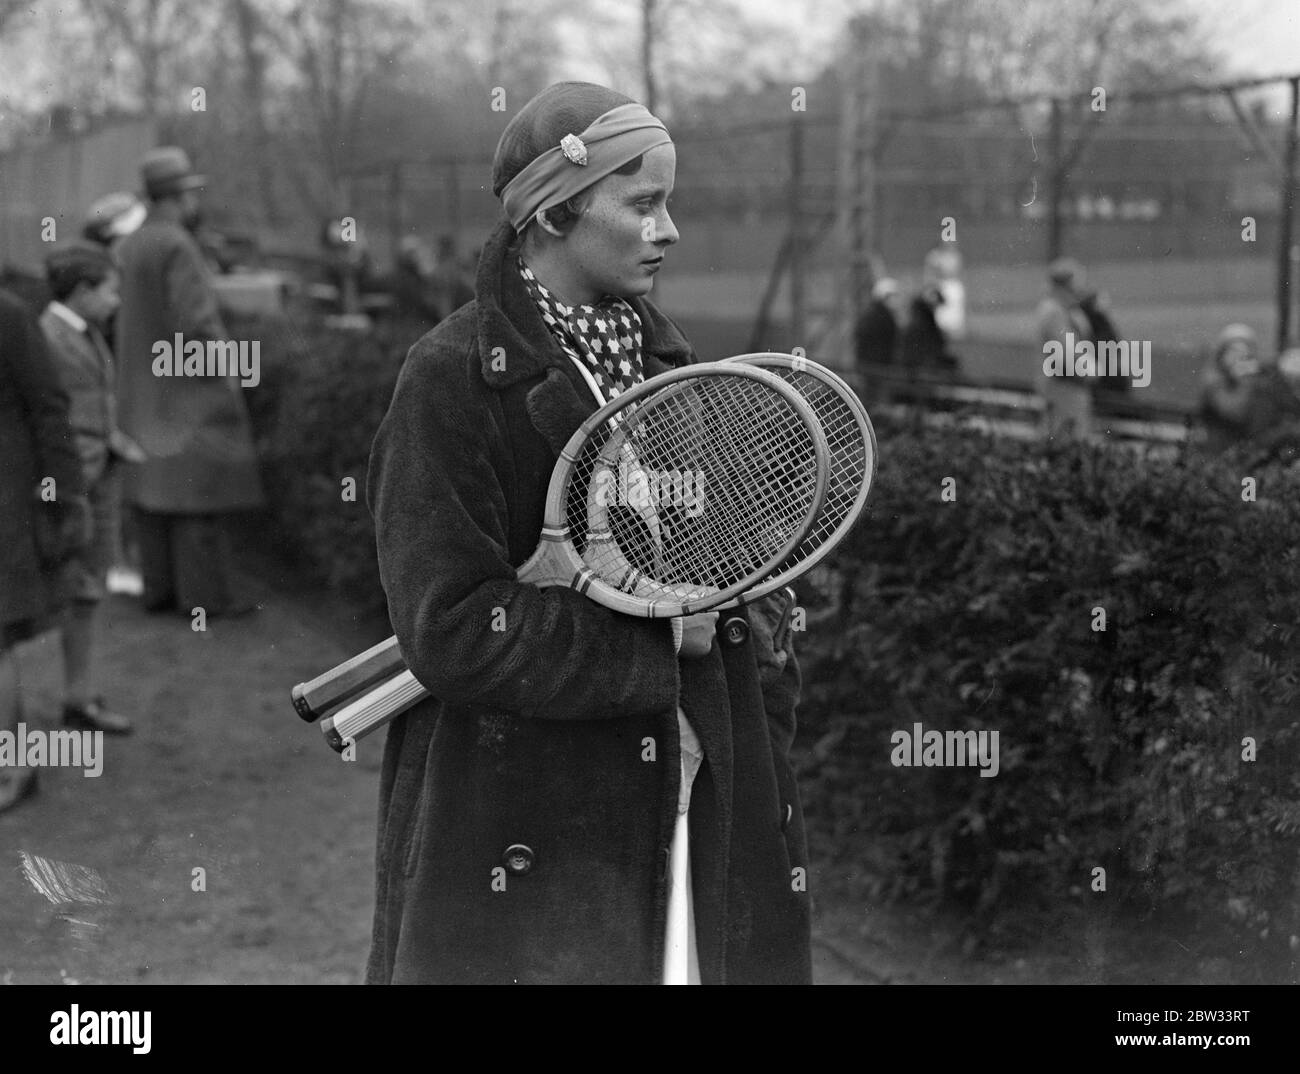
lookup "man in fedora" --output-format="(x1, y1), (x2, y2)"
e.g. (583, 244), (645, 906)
(113, 147), (264, 616)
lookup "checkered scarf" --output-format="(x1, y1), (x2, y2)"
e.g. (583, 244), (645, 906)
(518, 258), (645, 402)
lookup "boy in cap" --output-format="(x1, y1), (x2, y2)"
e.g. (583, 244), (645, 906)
(39, 242), (142, 734)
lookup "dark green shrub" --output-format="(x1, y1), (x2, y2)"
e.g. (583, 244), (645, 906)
(241, 316), (1299, 976)
(795, 412), (1300, 975)
(240, 314), (408, 611)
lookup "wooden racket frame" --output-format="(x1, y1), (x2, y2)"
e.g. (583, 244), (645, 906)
(509, 361), (831, 617)
(713, 352), (876, 607)
(296, 361), (832, 733)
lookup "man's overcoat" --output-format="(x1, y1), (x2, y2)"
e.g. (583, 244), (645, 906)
(366, 219), (812, 985)
(114, 213), (264, 514)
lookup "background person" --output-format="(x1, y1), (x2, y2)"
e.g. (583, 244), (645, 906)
(428, 233), (475, 319)
(855, 276), (902, 371)
(114, 147), (265, 616)
(82, 192), (149, 598)
(82, 191), (147, 252)
(1198, 322), (1261, 453)
(1076, 285), (1131, 401)
(900, 281), (957, 375)
(925, 246), (966, 342)
(39, 243), (142, 735)
(1199, 323), (1300, 458)
(384, 236), (442, 339)
(1036, 257), (1095, 439)
(0, 288), (89, 812)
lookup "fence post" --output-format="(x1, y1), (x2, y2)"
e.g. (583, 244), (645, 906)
(1047, 96), (1064, 261)
(1277, 76), (1299, 353)
(388, 163), (404, 257)
(447, 160), (461, 230)
(834, 14), (878, 362)
(789, 111), (805, 349)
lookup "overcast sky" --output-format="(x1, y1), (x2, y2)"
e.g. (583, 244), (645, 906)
(1, 0), (1297, 122)
(1190, 0), (1299, 78)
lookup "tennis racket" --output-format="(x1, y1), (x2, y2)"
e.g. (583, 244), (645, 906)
(291, 636), (404, 722)
(713, 352), (876, 604)
(312, 362), (832, 750)
(295, 353), (874, 721)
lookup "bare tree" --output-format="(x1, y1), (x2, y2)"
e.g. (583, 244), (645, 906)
(641, 0), (657, 113)
(477, 0), (566, 97)
(78, 0), (211, 117)
(634, 0), (792, 117)
(0, 0), (29, 38)
(260, 0), (421, 213)
(226, 0), (280, 223)
(879, 0), (1215, 104)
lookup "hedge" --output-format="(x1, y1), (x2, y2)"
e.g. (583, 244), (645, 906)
(795, 411), (1299, 977)
(239, 312), (408, 609)
(243, 318), (1299, 977)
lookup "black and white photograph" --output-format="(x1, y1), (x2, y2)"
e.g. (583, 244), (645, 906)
(0, 0), (1297, 1043)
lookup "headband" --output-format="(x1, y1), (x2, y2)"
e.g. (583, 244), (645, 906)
(500, 103), (672, 231)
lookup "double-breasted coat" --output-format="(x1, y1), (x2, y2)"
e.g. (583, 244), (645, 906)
(113, 213), (264, 514)
(0, 290), (84, 632)
(38, 306), (122, 486)
(365, 219), (812, 984)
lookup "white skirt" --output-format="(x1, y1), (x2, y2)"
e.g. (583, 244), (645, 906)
(662, 708), (704, 985)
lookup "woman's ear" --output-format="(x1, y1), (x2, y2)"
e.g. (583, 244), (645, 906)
(534, 208), (565, 238)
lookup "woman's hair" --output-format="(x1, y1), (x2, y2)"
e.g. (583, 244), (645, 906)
(492, 82), (643, 236)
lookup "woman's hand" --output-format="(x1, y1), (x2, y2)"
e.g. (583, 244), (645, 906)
(678, 610), (719, 659)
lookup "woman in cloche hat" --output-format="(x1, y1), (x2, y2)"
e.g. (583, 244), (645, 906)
(363, 82), (812, 985)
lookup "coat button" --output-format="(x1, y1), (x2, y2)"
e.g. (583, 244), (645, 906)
(502, 844), (534, 876)
(721, 616), (749, 647)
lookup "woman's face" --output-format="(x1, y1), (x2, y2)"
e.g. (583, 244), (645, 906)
(560, 143), (678, 302)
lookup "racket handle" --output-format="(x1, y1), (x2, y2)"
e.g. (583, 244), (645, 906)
(291, 635), (406, 723)
(321, 669), (430, 752)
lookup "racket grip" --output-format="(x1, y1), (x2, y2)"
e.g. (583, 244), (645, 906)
(291, 635), (407, 723)
(321, 669), (430, 752)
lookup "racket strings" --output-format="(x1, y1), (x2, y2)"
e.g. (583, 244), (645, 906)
(568, 375), (823, 597)
(775, 372), (869, 566)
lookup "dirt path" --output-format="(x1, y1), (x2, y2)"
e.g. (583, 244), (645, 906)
(0, 583), (380, 984)
(0, 575), (886, 984)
